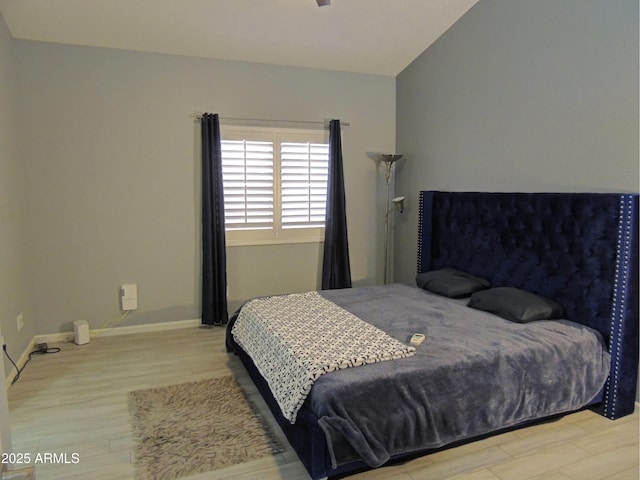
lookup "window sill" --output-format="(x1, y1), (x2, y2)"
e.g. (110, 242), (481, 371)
(226, 236), (325, 247)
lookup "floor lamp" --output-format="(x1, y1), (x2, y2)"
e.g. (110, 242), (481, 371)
(368, 153), (404, 284)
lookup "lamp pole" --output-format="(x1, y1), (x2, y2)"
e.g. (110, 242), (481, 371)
(367, 153), (403, 284)
(383, 159), (393, 284)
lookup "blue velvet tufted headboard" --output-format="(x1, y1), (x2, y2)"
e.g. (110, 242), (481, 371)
(417, 191), (638, 419)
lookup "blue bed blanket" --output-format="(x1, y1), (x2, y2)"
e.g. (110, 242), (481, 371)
(312, 283), (611, 468)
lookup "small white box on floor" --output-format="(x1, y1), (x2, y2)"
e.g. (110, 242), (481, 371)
(74, 320), (90, 345)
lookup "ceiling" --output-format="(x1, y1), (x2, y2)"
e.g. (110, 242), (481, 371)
(0, 0), (479, 76)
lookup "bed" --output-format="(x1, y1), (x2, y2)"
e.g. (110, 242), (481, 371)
(226, 191), (639, 480)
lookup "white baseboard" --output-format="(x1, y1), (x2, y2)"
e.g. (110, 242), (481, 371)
(34, 318), (201, 344)
(6, 319), (202, 389)
(92, 318), (202, 337)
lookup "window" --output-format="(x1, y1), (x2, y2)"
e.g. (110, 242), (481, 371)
(220, 126), (329, 246)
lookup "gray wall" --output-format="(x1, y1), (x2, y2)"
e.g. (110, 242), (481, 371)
(2, 33), (395, 352)
(0, 12), (21, 456)
(395, 0), (639, 282)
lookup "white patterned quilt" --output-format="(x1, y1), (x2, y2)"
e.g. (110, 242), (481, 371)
(231, 291), (415, 423)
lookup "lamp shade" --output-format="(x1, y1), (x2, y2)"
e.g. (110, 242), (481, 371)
(366, 152), (404, 164)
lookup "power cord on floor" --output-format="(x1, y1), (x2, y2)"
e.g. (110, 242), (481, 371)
(3, 343), (61, 385)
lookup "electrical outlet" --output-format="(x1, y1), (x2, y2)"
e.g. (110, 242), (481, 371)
(17, 313), (24, 332)
(121, 284), (138, 311)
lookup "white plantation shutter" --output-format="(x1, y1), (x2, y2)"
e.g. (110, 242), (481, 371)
(281, 142), (329, 229)
(221, 140), (274, 230)
(220, 126), (329, 245)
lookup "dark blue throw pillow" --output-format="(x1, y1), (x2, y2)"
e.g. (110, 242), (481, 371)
(468, 287), (565, 323)
(416, 268), (490, 298)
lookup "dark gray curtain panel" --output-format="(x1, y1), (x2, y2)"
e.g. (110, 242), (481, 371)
(201, 113), (228, 325)
(322, 119), (352, 290)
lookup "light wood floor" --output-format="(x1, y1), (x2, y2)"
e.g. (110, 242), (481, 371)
(6, 327), (639, 480)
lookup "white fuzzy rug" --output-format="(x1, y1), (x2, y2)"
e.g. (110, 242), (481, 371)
(129, 376), (284, 480)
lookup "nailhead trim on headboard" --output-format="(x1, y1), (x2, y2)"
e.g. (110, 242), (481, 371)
(417, 193), (425, 275)
(604, 195), (634, 419)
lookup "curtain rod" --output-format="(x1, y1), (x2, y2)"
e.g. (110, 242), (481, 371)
(191, 113), (350, 128)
